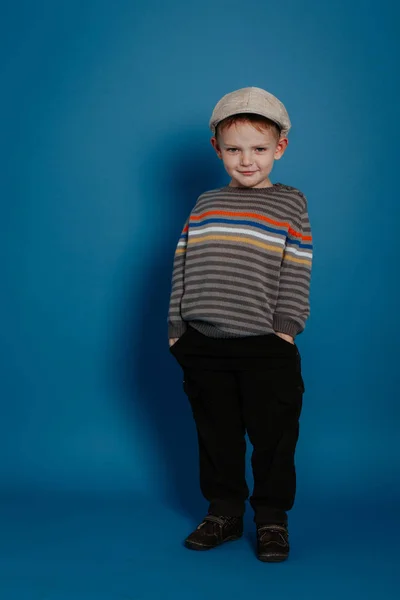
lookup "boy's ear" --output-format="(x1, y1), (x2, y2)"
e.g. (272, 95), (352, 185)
(274, 137), (289, 160)
(211, 136), (223, 159)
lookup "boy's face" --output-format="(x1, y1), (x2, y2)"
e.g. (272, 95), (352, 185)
(211, 121), (288, 188)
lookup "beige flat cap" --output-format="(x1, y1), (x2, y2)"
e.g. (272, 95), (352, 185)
(209, 87), (291, 137)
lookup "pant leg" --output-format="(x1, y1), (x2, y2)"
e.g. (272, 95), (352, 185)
(181, 366), (249, 517)
(238, 341), (304, 524)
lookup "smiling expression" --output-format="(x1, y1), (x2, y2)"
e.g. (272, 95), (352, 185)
(211, 119), (288, 188)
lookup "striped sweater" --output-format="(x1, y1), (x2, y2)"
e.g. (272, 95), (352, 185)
(168, 183), (313, 339)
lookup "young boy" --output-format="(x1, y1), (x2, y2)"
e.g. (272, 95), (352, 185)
(167, 87), (313, 562)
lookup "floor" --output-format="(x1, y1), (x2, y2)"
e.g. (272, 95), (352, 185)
(0, 491), (398, 600)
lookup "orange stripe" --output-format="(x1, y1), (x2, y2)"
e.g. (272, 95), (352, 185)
(190, 211), (312, 242)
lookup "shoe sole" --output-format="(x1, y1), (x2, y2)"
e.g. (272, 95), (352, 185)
(184, 534), (243, 551)
(257, 553), (289, 563)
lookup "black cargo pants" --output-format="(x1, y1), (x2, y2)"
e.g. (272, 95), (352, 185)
(169, 324), (305, 524)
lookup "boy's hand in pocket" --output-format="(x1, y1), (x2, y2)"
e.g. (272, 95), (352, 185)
(275, 332), (295, 345)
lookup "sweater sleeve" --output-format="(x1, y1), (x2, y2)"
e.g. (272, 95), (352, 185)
(273, 198), (313, 338)
(167, 217), (189, 338)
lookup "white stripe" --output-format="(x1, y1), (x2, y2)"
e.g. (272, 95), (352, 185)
(189, 226), (285, 246)
(285, 246), (313, 259)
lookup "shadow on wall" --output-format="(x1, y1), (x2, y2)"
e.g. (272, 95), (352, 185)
(116, 130), (223, 520)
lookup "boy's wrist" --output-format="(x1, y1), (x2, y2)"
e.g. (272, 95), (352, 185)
(272, 315), (300, 338)
(168, 322), (187, 339)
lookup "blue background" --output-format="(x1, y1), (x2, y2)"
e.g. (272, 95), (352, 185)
(1, 0), (399, 598)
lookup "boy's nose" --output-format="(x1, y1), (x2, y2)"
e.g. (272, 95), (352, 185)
(240, 153), (253, 166)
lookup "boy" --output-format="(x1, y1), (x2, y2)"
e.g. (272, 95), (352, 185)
(167, 87), (313, 562)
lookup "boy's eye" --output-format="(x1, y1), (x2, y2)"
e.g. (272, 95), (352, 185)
(225, 147), (268, 153)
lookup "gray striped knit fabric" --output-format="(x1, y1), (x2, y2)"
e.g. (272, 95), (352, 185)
(168, 183), (313, 339)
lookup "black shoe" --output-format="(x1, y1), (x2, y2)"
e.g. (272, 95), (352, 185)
(184, 515), (243, 551)
(256, 522), (290, 562)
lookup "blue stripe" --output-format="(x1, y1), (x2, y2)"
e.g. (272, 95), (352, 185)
(190, 218), (313, 250)
(287, 238), (313, 250)
(190, 218), (286, 237)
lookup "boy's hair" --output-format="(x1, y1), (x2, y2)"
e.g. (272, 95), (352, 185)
(215, 113), (282, 142)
